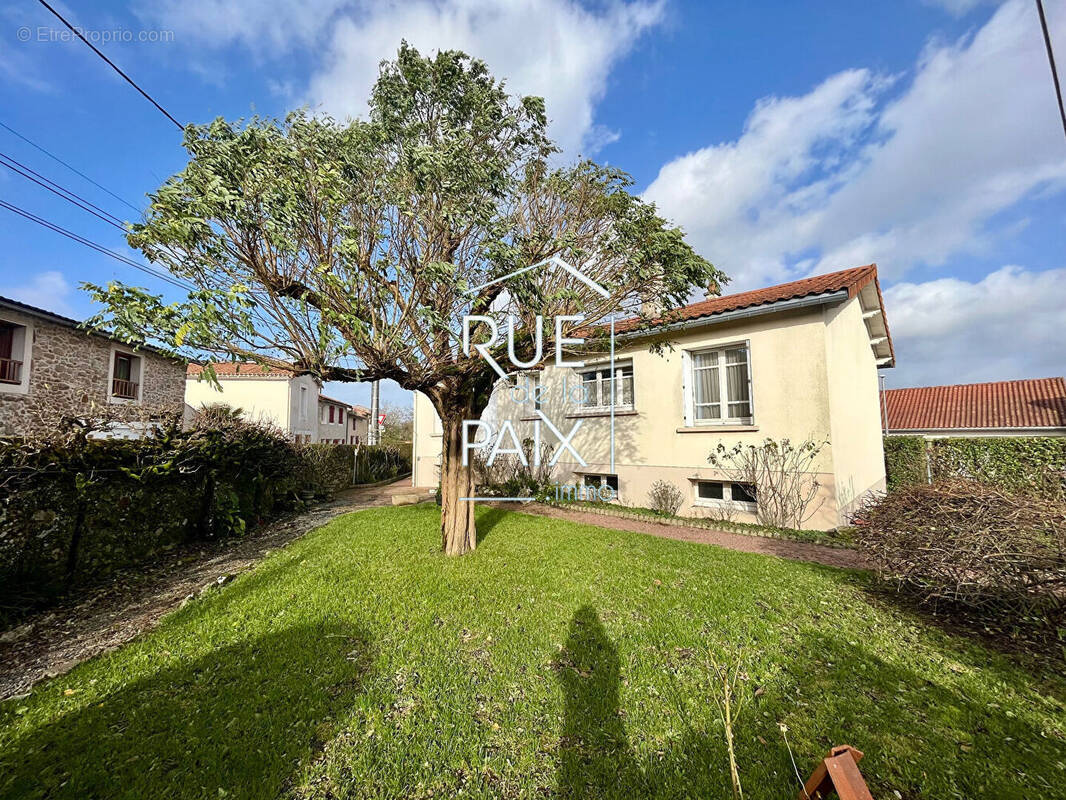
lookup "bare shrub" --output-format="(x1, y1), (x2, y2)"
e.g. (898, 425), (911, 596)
(707, 438), (827, 528)
(648, 480), (684, 515)
(854, 479), (1066, 624)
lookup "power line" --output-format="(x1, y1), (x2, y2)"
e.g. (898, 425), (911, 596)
(0, 120), (142, 214)
(0, 198), (194, 292)
(35, 0), (184, 132)
(1037, 0), (1066, 141)
(0, 151), (127, 231)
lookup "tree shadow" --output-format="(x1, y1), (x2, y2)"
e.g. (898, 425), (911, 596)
(2, 621), (373, 799)
(476, 505), (510, 545)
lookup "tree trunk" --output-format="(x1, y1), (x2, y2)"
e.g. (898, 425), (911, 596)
(439, 414), (477, 556)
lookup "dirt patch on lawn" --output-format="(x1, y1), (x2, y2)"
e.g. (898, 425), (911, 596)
(517, 503), (869, 571)
(0, 479), (423, 700)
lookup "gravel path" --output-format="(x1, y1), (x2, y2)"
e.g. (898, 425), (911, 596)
(517, 503), (868, 571)
(0, 478), (422, 700)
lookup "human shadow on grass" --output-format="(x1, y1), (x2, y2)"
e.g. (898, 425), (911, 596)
(552, 607), (1066, 799)
(3, 621), (373, 800)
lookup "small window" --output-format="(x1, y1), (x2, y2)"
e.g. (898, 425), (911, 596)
(578, 363), (633, 411)
(731, 482), (756, 504)
(582, 474), (619, 495)
(528, 372), (542, 411)
(329, 405), (335, 423)
(688, 345), (752, 424)
(695, 480), (756, 508)
(111, 351), (141, 400)
(0, 322), (26, 386)
(338, 407), (344, 424)
(697, 481), (724, 500)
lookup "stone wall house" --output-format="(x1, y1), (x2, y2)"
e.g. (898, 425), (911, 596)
(0, 296), (186, 438)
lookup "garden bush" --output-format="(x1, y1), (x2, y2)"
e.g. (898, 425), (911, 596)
(854, 479), (1066, 630)
(647, 480), (684, 515)
(353, 444), (411, 485)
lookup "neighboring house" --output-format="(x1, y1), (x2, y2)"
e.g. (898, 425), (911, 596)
(0, 295), (186, 438)
(318, 394), (350, 443)
(185, 362), (320, 442)
(883, 378), (1066, 437)
(349, 405), (370, 445)
(412, 264), (894, 530)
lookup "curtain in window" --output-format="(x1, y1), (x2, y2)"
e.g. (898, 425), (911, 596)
(692, 351), (721, 419)
(725, 348), (750, 418)
(114, 355), (132, 381)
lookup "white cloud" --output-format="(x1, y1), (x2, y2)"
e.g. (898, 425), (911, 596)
(644, 0), (1066, 290)
(139, 0), (663, 156)
(884, 266), (1066, 387)
(0, 271), (75, 317)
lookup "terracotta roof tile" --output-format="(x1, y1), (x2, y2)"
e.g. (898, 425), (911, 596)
(612, 265), (890, 361)
(883, 378), (1066, 431)
(186, 362), (294, 378)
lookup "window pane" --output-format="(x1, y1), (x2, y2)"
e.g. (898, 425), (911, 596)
(728, 402), (751, 418)
(693, 351), (718, 368)
(695, 403), (721, 420)
(698, 481), (724, 499)
(694, 363), (720, 407)
(731, 482), (756, 503)
(725, 347), (747, 364)
(581, 372), (598, 407)
(583, 474), (599, 488)
(726, 362), (749, 406)
(620, 374), (633, 406)
(605, 475), (619, 491)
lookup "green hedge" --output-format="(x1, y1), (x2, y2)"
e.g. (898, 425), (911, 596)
(884, 435), (1066, 500)
(353, 444), (411, 484)
(0, 423), (302, 611)
(883, 436), (927, 490)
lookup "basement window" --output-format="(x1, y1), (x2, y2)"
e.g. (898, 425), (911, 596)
(695, 480), (756, 509)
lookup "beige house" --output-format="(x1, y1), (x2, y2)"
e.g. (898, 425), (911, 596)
(412, 265), (894, 530)
(185, 363), (321, 442)
(0, 295), (185, 438)
(185, 363), (373, 444)
(318, 394), (350, 443)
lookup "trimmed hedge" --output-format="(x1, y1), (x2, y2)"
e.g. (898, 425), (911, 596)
(884, 435), (1066, 500)
(883, 436), (927, 490)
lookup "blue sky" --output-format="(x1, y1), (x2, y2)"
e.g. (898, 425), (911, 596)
(1, 0), (1064, 410)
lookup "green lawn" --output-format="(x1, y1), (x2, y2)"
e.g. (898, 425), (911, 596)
(1, 505), (1064, 799)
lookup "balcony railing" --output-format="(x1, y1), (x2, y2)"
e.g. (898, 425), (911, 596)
(112, 378), (139, 399)
(0, 358), (21, 385)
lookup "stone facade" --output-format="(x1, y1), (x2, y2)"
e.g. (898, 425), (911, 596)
(0, 305), (186, 438)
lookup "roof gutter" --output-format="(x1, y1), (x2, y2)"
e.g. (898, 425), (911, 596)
(615, 290), (849, 341)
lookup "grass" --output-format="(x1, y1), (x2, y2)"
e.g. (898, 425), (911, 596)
(1, 505), (1064, 799)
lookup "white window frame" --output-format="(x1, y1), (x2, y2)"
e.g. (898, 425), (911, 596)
(693, 480), (757, 511)
(107, 345), (143, 404)
(683, 342), (753, 426)
(577, 361), (634, 412)
(0, 316), (32, 395)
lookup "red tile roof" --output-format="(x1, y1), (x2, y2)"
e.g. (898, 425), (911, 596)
(186, 362), (294, 378)
(615, 263), (887, 337)
(883, 378), (1066, 431)
(350, 405), (371, 417)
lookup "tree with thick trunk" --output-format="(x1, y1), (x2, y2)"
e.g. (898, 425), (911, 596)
(86, 44), (724, 556)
